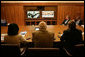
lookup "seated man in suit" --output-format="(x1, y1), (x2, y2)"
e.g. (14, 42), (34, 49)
(60, 21), (83, 48)
(32, 21), (54, 48)
(62, 15), (71, 25)
(74, 16), (83, 26)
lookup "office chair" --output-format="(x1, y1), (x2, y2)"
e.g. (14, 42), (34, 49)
(1, 44), (20, 56)
(25, 48), (64, 56)
(72, 44), (84, 56)
(63, 44), (84, 56)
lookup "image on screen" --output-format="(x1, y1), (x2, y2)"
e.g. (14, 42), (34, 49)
(42, 11), (54, 18)
(27, 11), (40, 18)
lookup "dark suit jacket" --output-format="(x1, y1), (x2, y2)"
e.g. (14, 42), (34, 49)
(75, 20), (83, 26)
(60, 29), (83, 47)
(62, 19), (71, 25)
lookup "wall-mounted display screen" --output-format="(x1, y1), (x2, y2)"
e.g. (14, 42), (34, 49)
(42, 11), (54, 18)
(27, 11), (40, 18)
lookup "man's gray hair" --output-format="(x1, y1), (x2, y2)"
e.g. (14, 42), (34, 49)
(39, 21), (47, 31)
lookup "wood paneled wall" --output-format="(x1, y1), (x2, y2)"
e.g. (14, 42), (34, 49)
(1, 5), (25, 25)
(1, 3), (84, 25)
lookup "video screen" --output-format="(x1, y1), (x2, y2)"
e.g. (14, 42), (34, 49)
(27, 11), (40, 18)
(42, 11), (54, 18)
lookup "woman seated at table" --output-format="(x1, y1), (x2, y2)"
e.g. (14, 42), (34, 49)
(32, 21), (54, 48)
(4, 23), (27, 45)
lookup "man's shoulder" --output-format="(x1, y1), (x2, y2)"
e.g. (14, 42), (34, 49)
(64, 29), (82, 33)
(48, 31), (54, 34)
(80, 20), (83, 22)
(64, 19), (66, 21)
(33, 31), (54, 34)
(32, 31), (40, 34)
(63, 29), (69, 33)
(76, 29), (82, 33)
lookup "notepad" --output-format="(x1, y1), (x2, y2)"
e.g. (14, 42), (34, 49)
(19, 31), (27, 37)
(82, 32), (84, 35)
(35, 27), (39, 31)
(20, 31), (27, 35)
(81, 25), (84, 28)
(60, 34), (63, 36)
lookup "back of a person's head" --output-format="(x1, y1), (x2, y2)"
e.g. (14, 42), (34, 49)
(65, 15), (70, 19)
(8, 23), (19, 35)
(68, 21), (76, 30)
(39, 21), (47, 31)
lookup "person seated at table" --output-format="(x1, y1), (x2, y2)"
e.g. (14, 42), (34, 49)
(32, 21), (54, 48)
(74, 16), (83, 26)
(62, 15), (71, 25)
(60, 21), (83, 48)
(4, 23), (27, 45)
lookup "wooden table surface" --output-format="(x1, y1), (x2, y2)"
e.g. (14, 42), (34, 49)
(1, 25), (84, 42)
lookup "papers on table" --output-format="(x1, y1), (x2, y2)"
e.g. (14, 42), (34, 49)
(1, 34), (7, 41)
(81, 25), (84, 28)
(19, 31), (27, 37)
(60, 34), (63, 36)
(82, 32), (84, 35)
(35, 27), (39, 31)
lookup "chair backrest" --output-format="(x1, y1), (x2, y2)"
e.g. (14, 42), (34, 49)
(26, 48), (63, 56)
(1, 44), (20, 56)
(72, 44), (84, 56)
(63, 44), (84, 56)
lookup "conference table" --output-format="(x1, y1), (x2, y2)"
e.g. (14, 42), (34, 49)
(1, 25), (84, 43)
